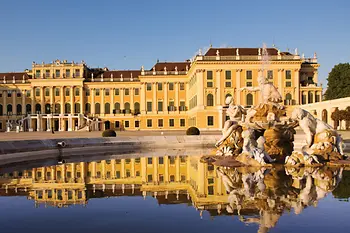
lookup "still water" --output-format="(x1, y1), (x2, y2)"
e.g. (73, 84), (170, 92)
(0, 154), (349, 233)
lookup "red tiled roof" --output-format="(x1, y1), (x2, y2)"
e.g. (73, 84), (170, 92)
(151, 62), (191, 71)
(0, 72), (31, 81)
(91, 70), (141, 82)
(205, 48), (280, 56)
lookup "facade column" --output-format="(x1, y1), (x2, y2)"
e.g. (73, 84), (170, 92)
(31, 87), (35, 113)
(12, 90), (16, 115)
(216, 70), (221, 105)
(91, 88), (95, 114)
(121, 159), (125, 178)
(152, 83), (157, 113)
(50, 87), (54, 107)
(80, 86), (84, 114)
(3, 90), (6, 116)
(21, 90), (25, 114)
(314, 70), (319, 83)
(60, 87), (64, 114)
(196, 70), (204, 108)
(185, 82), (189, 109)
(101, 88), (105, 115)
(120, 88), (124, 111)
(164, 156), (169, 183)
(278, 69), (283, 95)
(175, 82), (179, 111)
(294, 69), (300, 105)
(40, 87), (44, 113)
(175, 156), (180, 182)
(235, 69), (242, 105)
(140, 157), (147, 183)
(111, 88), (114, 114)
(130, 88), (134, 112)
(140, 83), (146, 114)
(131, 159), (135, 177)
(111, 159), (116, 178)
(70, 86), (74, 114)
(163, 82), (168, 112)
(80, 162), (85, 179)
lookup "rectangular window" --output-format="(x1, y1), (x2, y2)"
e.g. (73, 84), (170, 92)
(35, 70), (41, 78)
(169, 119), (174, 127)
(207, 81), (213, 87)
(179, 82), (185, 90)
(207, 116), (214, 126)
(286, 70), (291, 79)
(95, 89), (100, 96)
(115, 121), (120, 128)
(47, 190), (52, 199)
(65, 88), (70, 96)
(124, 89), (129, 95)
(115, 88), (119, 95)
(26, 90), (31, 97)
(246, 82), (252, 87)
(158, 101), (163, 111)
(45, 70), (50, 78)
(246, 70), (252, 79)
(159, 157), (164, 164)
(158, 119), (163, 127)
(225, 81), (231, 87)
(146, 83), (152, 91)
(35, 88), (40, 97)
(208, 186), (214, 195)
(207, 71), (213, 79)
(74, 88), (79, 96)
(55, 88), (60, 96)
(135, 120), (140, 128)
(159, 174), (164, 182)
(125, 121), (129, 128)
(180, 119), (185, 127)
(55, 69), (60, 78)
(267, 70), (273, 79)
(116, 171), (120, 178)
(148, 157), (153, 164)
(169, 83), (174, 90)
(157, 83), (163, 91)
(225, 70), (231, 79)
(147, 101), (152, 112)
(75, 69), (80, 77)
(134, 88), (139, 95)
(148, 174), (153, 182)
(147, 119), (152, 127)
(179, 101), (186, 111)
(105, 89), (110, 96)
(286, 81), (292, 87)
(66, 69), (70, 78)
(45, 88), (50, 97)
(85, 88), (90, 96)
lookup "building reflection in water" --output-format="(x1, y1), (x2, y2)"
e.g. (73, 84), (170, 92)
(0, 155), (347, 232)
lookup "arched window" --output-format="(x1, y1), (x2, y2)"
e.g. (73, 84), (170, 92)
(302, 92), (306, 105)
(65, 103), (71, 114)
(75, 103), (80, 113)
(85, 103), (91, 114)
(225, 93), (232, 99)
(54, 103), (60, 114)
(285, 93), (292, 105)
(322, 109), (328, 123)
(7, 104), (13, 114)
(207, 94), (214, 106)
(114, 102), (120, 113)
(0, 104), (2, 115)
(16, 104), (22, 115)
(45, 88), (50, 97)
(95, 103), (101, 114)
(105, 103), (110, 114)
(246, 93), (253, 107)
(45, 104), (51, 114)
(315, 91), (320, 102)
(26, 104), (31, 114)
(124, 102), (130, 113)
(308, 91), (313, 104)
(35, 104), (41, 113)
(134, 102), (140, 114)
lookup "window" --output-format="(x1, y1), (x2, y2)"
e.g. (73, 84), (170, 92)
(207, 94), (214, 106)
(125, 120), (129, 128)
(207, 70), (213, 87)
(55, 69), (60, 78)
(179, 82), (185, 90)
(135, 120), (140, 128)
(284, 93), (292, 105)
(65, 88), (70, 96)
(159, 174), (164, 182)
(105, 103), (110, 114)
(148, 157), (153, 164)
(75, 69), (80, 77)
(26, 90), (31, 97)
(225, 70), (231, 79)
(267, 70), (273, 79)
(170, 175), (175, 182)
(246, 82), (252, 87)
(105, 89), (110, 96)
(246, 70), (252, 79)
(55, 88), (60, 96)
(35, 70), (41, 78)
(114, 88), (119, 95)
(158, 101), (163, 111)
(286, 81), (292, 87)
(35, 88), (40, 97)
(159, 157), (164, 164)
(180, 119), (185, 127)
(95, 89), (100, 96)
(45, 70), (50, 78)
(66, 69), (70, 78)
(146, 83), (152, 91)
(208, 178), (214, 185)
(85, 88), (90, 96)
(207, 116), (214, 126)
(246, 93), (253, 106)
(147, 101), (152, 112)
(169, 82), (174, 90)
(124, 88), (129, 95)
(147, 119), (152, 127)
(208, 186), (214, 195)
(116, 171), (120, 178)
(169, 119), (174, 127)
(75, 88), (80, 96)
(225, 81), (231, 87)
(134, 88), (139, 95)
(134, 102), (140, 114)
(148, 175), (153, 182)
(286, 70), (291, 79)
(179, 101), (186, 111)
(47, 190), (52, 199)
(95, 103), (101, 114)
(44, 88), (49, 97)
(157, 83), (163, 91)
(169, 156), (175, 164)
(158, 119), (163, 127)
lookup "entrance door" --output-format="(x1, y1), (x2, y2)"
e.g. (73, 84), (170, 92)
(104, 121), (111, 130)
(65, 120), (68, 131)
(54, 119), (59, 131)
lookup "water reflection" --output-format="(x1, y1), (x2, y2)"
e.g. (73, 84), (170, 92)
(0, 155), (348, 232)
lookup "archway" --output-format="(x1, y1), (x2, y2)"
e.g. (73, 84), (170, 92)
(104, 120), (111, 130)
(246, 93), (253, 107)
(114, 102), (120, 114)
(95, 103), (101, 114)
(45, 104), (51, 114)
(65, 103), (71, 114)
(74, 103), (80, 114)
(322, 109), (328, 123)
(54, 103), (60, 114)
(105, 103), (110, 114)
(16, 104), (22, 115)
(124, 102), (130, 114)
(85, 103), (91, 114)
(26, 104), (31, 114)
(134, 102), (140, 114)
(35, 104), (41, 113)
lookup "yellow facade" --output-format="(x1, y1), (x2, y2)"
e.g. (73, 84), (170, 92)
(0, 47), (321, 131)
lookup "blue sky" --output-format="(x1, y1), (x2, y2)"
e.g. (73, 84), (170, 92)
(0, 0), (349, 86)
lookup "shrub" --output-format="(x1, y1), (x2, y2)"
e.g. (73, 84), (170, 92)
(102, 129), (117, 137)
(186, 127), (200, 135)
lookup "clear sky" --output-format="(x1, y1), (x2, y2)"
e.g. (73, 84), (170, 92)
(0, 0), (349, 86)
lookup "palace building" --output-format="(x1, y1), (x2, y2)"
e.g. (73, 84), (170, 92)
(0, 47), (321, 132)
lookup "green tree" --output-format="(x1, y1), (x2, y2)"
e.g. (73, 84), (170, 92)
(325, 63), (350, 100)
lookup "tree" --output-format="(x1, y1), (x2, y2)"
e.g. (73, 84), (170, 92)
(325, 63), (350, 100)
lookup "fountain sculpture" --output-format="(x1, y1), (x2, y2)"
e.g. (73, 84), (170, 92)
(213, 45), (346, 167)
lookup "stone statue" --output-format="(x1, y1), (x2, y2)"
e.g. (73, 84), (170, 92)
(291, 108), (344, 156)
(295, 48), (298, 55)
(236, 48), (239, 56)
(175, 66), (178, 72)
(215, 96), (246, 147)
(258, 48), (261, 56)
(216, 50), (220, 56)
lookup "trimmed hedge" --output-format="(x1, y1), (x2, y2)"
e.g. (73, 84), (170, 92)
(186, 127), (200, 135)
(102, 129), (117, 137)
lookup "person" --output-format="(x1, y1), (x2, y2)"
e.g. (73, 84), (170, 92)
(215, 96), (246, 147)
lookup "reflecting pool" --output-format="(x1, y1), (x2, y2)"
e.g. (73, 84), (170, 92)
(0, 154), (349, 233)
